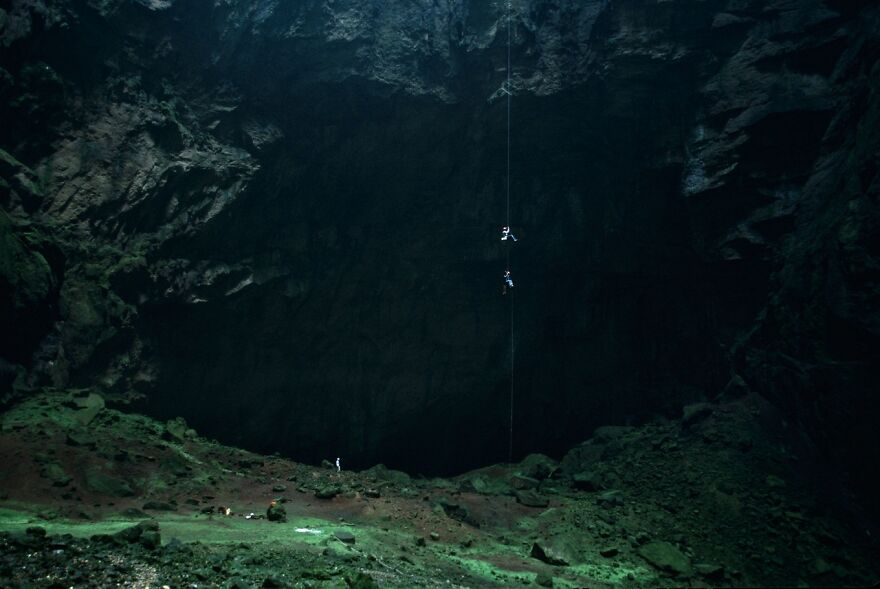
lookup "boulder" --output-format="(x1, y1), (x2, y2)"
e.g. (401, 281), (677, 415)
(314, 485), (342, 499)
(85, 469), (135, 497)
(345, 573), (379, 589)
(510, 474), (540, 490)
(73, 393), (105, 426)
(518, 454), (558, 480)
(695, 563), (724, 579)
(437, 499), (480, 527)
(515, 490), (549, 508)
(65, 429), (97, 448)
(361, 464), (410, 485)
(163, 417), (189, 442)
(596, 489), (624, 508)
(638, 541), (692, 576)
(113, 521), (160, 547)
(40, 462), (71, 487)
(334, 530), (355, 544)
(459, 474), (512, 496)
(140, 529), (161, 549)
(530, 541), (572, 566)
(142, 501), (177, 512)
(572, 471), (602, 491)
(592, 426), (634, 443)
(681, 403), (713, 428)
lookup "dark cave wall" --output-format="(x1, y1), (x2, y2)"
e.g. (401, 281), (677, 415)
(1, 0), (878, 481)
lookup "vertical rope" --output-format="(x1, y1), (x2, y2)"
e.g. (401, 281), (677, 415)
(506, 0), (511, 229)
(506, 0), (514, 464)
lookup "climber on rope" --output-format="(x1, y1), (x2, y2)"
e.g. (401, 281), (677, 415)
(501, 226), (518, 241)
(503, 269), (514, 295)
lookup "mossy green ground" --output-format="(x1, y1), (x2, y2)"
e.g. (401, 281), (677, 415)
(0, 504), (649, 588)
(1, 390), (878, 588)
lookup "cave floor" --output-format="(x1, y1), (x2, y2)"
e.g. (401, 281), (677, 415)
(0, 391), (878, 588)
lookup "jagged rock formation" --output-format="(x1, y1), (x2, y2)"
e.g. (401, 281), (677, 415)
(1, 0), (878, 498)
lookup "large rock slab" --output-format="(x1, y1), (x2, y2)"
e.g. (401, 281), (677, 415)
(638, 541), (692, 576)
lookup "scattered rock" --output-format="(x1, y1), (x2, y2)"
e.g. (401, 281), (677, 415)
(163, 417), (189, 442)
(112, 521), (161, 548)
(518, 454), (558, 480)
(437, 499), (480, 527)
(600, 546), (619, 557)
(272, 484), (286, 493)
(530, 541), (571, 566)
(593, 426), (634, 443)
(314, 486), (341, 499)
(140, 529), (161, 549)
(65, 429), (96, 448)
(84, 469), (134, 497)
(681, 403), (713, 428)
(459, 474), (512, 496)
(535, 572), (554, 587)
(515, 490), (549, 508)
(638, 541), (692, 576)
(361, 464), (411, 485)
(345, 573), (379, 589)
(596, 489), (624, 508)
(510, 474), (540, 490)
(142, 501), (177, 511)
(120, 507), (148, 518)
(572, 471), (602, 491)
(73, 393), (104, 426)
(695, 563), (724, 579)
(334, 530), (355, 544)
(40, 462), (71, 487)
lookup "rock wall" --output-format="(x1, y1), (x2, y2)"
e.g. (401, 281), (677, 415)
(1, 0), (877, 486)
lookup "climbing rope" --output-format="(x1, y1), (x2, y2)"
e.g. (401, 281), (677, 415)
(505, 0), (514, 465)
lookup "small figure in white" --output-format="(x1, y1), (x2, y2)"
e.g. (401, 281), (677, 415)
(503, 270), (514, 295)
(501, 226), (518, 241)
(335, 457), (341, 472)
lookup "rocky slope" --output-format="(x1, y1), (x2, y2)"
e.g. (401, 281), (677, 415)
(1, 390), (877, 587)
(0, 0), (878, 501)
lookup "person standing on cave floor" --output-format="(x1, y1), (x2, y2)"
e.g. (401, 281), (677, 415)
(503, 270), (514, 295)
(501, 226), (517, 241)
